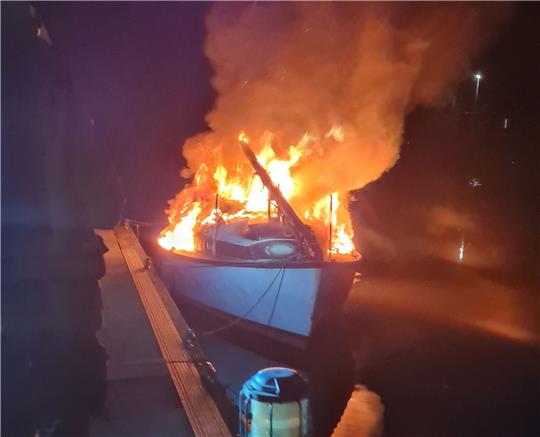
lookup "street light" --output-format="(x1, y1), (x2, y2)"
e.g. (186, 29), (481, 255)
(473, 72), (483, 102)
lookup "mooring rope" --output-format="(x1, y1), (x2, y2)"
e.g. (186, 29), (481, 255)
(198, 265), (286, 337)
(123, 218), (291, 337)
(267, 267), (286, 327)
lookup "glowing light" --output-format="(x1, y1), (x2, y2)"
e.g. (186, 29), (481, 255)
(473, 72), (483, 102)
(159, 203), (202, 252)
(468, 177), (482, 188)
(458, 239), (465, 262)
(305, 193), (355, 255)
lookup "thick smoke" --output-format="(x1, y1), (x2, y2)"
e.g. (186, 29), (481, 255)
(180, 2), (508, 212)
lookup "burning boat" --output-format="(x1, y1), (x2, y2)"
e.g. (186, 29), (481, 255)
(158, 136), (360, 349)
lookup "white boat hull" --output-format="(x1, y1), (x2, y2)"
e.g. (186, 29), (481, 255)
(159, 253), (358, 347)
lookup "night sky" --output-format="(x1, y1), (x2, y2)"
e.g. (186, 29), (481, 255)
(34, 2), (540, 285)
(37, 2), (215, 222)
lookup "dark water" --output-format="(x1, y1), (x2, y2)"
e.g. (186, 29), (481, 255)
(178, 303), (359, 436)
(181, 295), (539, 437)
(140, 229), (540, 437)
(346, 298), (539, 436)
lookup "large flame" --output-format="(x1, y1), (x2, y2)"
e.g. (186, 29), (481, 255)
(159, 3), (507, 259)
(159, 130), (356, 256)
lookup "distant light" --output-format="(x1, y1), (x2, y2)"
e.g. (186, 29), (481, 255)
(36, 25), (52, 45)
(504, 118), (509, 129)
(469, 177), (482, 188)
(473, 72), (483, 102)
(458, 239), (465, 263)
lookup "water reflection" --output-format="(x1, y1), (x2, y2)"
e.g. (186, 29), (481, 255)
(183, 304), (383, 437)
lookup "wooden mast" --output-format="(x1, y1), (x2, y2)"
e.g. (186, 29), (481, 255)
(239, 140), (323, 260)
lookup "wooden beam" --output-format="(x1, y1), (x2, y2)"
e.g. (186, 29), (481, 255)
(115, 225), (231, 437)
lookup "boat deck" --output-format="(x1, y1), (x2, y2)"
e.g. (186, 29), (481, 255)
(90, 226), (230, 437)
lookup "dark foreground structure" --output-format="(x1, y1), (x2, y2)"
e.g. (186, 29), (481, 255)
(2, 3), (119, 435)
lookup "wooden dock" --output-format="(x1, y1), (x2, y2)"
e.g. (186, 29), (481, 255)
(91, 225), (230, 437)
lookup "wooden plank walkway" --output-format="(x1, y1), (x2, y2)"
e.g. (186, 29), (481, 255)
(114, 224), (231, 437)
(92, 229), (192, 436)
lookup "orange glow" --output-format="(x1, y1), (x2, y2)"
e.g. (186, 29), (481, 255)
(305, 193), (355, 255)
(158, 130), (357, 257)
(158, 202), (202, 252)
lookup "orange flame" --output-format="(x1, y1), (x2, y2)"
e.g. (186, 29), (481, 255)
(159, 129), (356, 257)
(158, 202), (202, 252)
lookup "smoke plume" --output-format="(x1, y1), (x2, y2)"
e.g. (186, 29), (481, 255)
(182, 3), (506, 198)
